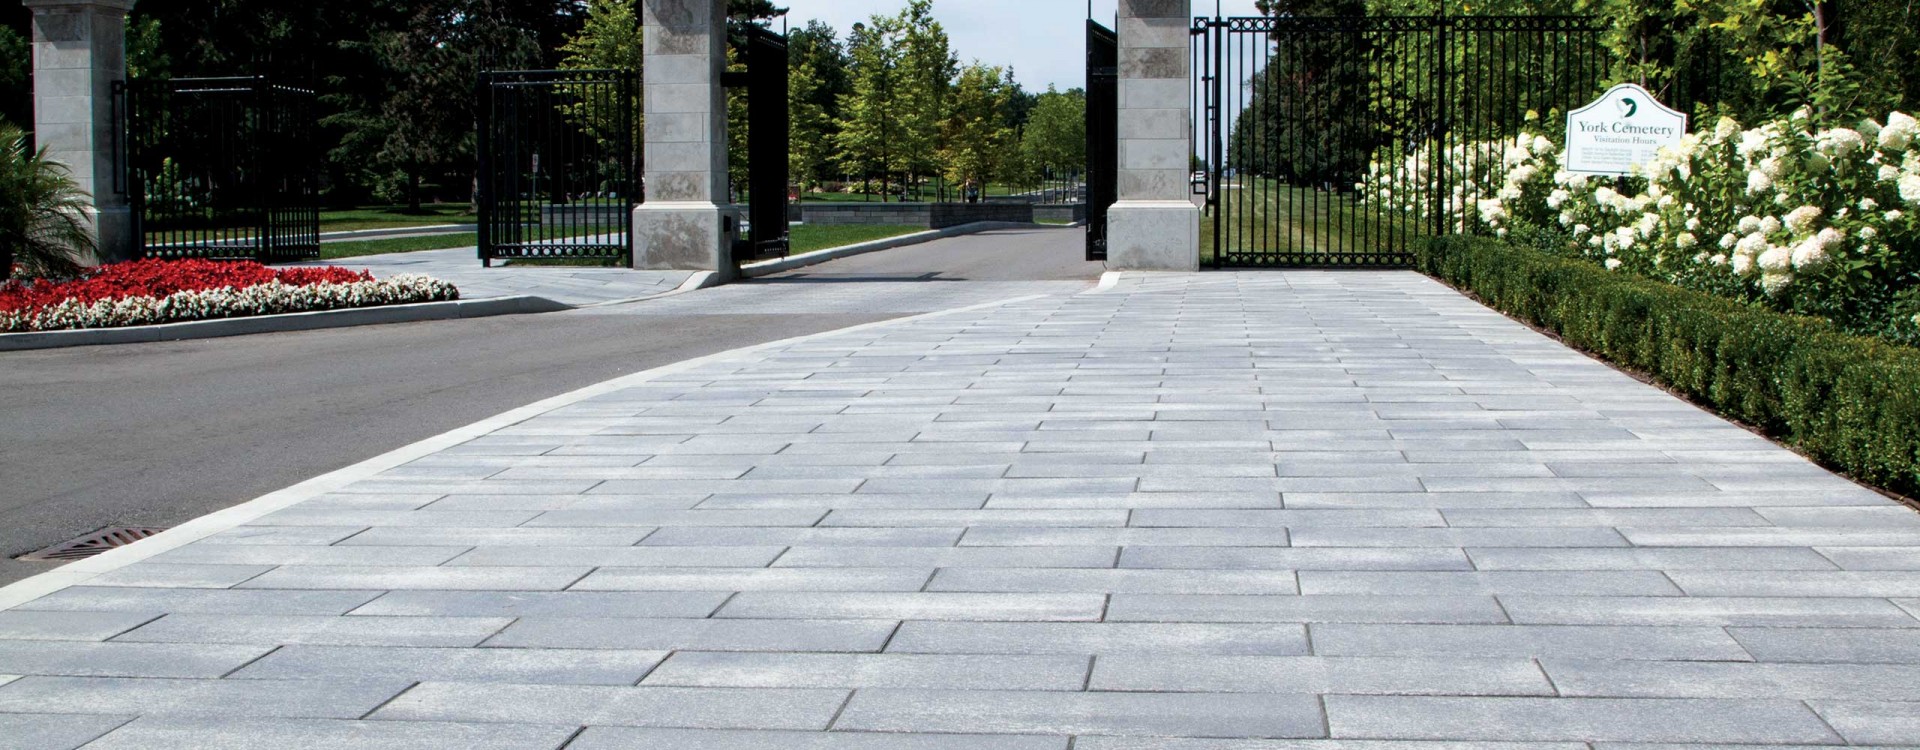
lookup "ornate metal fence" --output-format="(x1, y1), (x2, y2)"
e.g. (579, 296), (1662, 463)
(476, 69), (638, 266)
(1192, 15), (1606, 267)
(115, 77), (322, 262)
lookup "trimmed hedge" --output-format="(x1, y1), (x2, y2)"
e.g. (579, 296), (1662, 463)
(1420, 236), (1920, 500)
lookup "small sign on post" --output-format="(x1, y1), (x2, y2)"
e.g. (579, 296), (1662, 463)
(1564, 83), (1688, 176)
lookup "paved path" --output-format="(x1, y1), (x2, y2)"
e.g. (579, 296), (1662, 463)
(0, 227), (1098, 586)
(6, 270), (1920, 748)
(309, 247), (694, 306)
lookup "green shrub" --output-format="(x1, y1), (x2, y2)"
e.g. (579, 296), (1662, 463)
(1422, 236), (1920, 499)
(1, 120), (96, 279)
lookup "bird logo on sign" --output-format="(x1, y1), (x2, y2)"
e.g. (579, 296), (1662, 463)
(1618, 97), (1639, 118)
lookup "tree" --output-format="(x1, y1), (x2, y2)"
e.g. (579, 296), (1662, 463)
(788, 22), (846, 193)
(895, 0), (957, 200)
(835, 16), (906, 200)
(1229, 0), (1373, 187)
(1017, 87), (1086, 186)
(1003, 78), (1040, 130)
(1369, 0), (1917, 124)
(0, 121), (94, 279)
(361, 0), (548, 211)
(728, 0), (786, 39)
(941, 63), (1016, 195)
(0, 26), (27, 130)
(559, 0), (645, 174)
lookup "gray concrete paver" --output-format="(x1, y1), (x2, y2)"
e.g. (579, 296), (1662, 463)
(1325, 696), (1842, 743)
(76, 717), (578, 750)
(565, 727), (1068, 749)
(0, 713), (131, 750)
(369, 682), (849, 730)
(0, 676), (410, 720)
(2, 270), (1918, 744)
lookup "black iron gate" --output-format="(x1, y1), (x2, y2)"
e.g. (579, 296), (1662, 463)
(727, 25), (792, 263)
(115, 76), (321, 262)
(477, 69), (637, 266)
(1193, 15), (1604, 267)
(1085, 19), (1118, 262)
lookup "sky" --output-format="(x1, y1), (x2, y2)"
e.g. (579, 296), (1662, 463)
(778, 0), (1265, 93)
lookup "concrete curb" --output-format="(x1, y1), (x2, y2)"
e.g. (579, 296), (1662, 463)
(0, 292), (1056, 611)
(739, 221), (1040, 279)
(577, 270), (724, 309)
(0, 296), (572, 353)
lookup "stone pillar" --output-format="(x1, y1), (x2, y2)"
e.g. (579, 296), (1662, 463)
(26, 0), (137, 264)
(1108, 0), (1199, 271)
(635, 0), (737, 277)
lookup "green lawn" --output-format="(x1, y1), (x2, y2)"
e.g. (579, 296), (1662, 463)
(321, 233), (478, 260)
(320, 204), (476, 233)
(1200, 178), (1418, 264)
(789, 224), (922, 254)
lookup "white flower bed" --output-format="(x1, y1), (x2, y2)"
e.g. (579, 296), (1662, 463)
(1361, 109), (1920, 333)
(1, 274), (461, 334)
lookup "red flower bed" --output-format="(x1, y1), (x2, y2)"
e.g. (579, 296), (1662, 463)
(0, 259), (371, 316)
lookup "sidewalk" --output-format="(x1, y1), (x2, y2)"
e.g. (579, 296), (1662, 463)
(3, 270), (1919, 748)
(311, 247), (695, 306)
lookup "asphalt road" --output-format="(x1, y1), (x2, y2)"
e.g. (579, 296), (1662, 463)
(0, 226), (1100, 585)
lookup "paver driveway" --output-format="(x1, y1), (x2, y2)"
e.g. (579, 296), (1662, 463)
(3, 270), (1919, 749)
(302, 246), (696, 306)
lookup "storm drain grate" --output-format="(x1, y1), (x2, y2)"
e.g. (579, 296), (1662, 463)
(19, 527), (168, 562)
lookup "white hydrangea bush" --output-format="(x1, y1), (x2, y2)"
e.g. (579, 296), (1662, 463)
(1358, 130), (1560, 236)
(1364, 109), (1920, 337)
(2, 275), (461, 333)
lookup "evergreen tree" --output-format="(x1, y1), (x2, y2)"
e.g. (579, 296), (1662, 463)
(789, 21), (852, 120)
(788, 22), (847, 193)
(1003, 79), (1040, 130)
(359, 0), (550, 210)
(1227, 0), (1372, 188)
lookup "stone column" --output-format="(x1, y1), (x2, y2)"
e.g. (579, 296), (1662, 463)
(26, 0), (136, 264)
(635, 0), (737, 277)
(1108, 0), (1199, 271)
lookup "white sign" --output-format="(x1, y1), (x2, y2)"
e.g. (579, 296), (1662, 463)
(1564, 83), (1688, 176)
